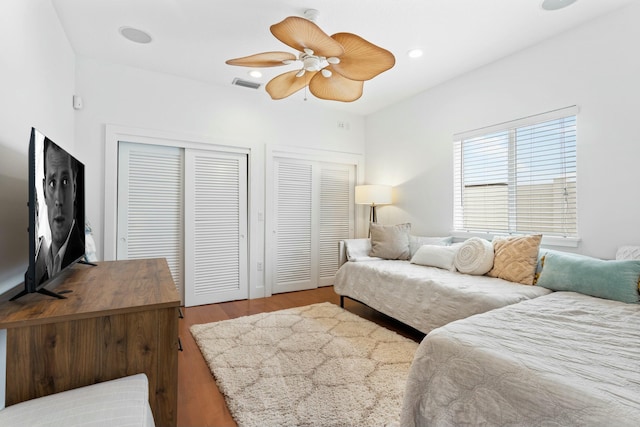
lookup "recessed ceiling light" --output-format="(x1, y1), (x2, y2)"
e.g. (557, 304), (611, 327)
(248, 70), (263, 78)
(541, 0), (578, 11)
(408, 48), (423, 59)
(119, 26), (152, 44)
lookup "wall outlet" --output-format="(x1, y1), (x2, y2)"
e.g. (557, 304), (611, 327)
(257, 262), (263, 271)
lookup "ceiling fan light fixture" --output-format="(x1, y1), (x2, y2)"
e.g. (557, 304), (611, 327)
(321, 69), (332, 78)
(541, 0), (578, 11)
(248, 70), (262, 78)
(408, 48), (423, 58)
(304, 9), (320, 22)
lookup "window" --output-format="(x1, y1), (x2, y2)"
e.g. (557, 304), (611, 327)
(453, 106), (577, 240)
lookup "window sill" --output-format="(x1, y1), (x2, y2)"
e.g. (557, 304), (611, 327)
(451, 231), (580, 248)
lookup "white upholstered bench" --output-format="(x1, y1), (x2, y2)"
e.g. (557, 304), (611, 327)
(0, 374), (154, 427)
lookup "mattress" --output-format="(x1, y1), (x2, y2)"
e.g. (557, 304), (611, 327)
(401, 292), (640, 426)
(333, 260), (551, 334)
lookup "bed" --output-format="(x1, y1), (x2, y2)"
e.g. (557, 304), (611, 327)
(334, 259), (551, 334)
(400, 291), (640, 426)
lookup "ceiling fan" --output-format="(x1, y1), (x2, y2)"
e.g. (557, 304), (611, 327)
(226, 9), (395, 102)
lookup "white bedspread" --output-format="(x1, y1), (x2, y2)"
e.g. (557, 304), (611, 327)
(334, 260), (550, 334)
(401, 292), (640, 427)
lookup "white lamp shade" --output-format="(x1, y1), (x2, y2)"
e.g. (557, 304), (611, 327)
(355, 185), (392, 205)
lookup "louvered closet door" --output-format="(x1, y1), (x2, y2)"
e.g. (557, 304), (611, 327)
(318, 164), (354, 286)
(184, 149), (248, 306)
(271, 158), (354, 294)
(273, 159), (316, 293)
(117, 142), (184, 299)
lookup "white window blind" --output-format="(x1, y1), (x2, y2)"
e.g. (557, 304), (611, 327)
(453, 106), (578, 238)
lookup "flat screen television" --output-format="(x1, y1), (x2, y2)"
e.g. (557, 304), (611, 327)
(11, 127), (87, 300)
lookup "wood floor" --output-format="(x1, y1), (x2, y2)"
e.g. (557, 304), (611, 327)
(177, 286), (425, 427)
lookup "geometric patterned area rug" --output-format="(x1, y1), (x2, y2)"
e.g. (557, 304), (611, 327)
(190, 302), (419, 427)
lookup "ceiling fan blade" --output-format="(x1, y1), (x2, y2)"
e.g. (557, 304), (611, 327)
(226, 51), (297, 67)
(266, 70), (318, 100)
(308, 70), (364, 102)
(329, 33), (395, 81)
(270, 16), (344, 58)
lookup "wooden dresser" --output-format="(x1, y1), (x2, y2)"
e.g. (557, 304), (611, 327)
(0, 258), (181, 427)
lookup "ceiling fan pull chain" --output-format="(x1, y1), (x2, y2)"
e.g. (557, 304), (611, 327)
(304, 73), (310, 101)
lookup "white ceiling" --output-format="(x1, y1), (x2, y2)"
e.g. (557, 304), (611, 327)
(51, 0), (634, 116)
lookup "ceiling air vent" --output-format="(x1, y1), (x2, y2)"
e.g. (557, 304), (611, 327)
(232, 78), (261, 90)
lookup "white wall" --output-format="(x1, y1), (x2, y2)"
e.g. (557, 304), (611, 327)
(0, 0), (75, 409)
(0, 0), (75, 295)
(365, 3), (640, 259)
(73, 57), (366, 298)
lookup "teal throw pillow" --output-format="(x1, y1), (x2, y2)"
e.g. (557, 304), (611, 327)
(536, 251), (640, 303)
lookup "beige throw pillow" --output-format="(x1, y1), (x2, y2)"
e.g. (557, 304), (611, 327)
(369, 223), (411, 260)
(487, 234), (542, 285)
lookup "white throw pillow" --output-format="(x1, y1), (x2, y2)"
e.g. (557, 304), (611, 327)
(616, 245), (640, 260)
(453, 237), (495, 275)
(409, 235), (453, 257)
(410, 244), (458, 271)
(344, 238), (373, 261)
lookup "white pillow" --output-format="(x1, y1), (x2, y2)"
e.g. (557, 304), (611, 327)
(84, 219), (98, 263)
(616, 246), (640, 260)
(409, 235), (453, 257)
(349, 256), (383, 262)
(410, 244), (458, 271)
(453, 237), (495, 275)
(344, 238), (373, 261)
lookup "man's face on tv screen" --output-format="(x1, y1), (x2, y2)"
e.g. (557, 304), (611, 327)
(43, 146), (76, 248)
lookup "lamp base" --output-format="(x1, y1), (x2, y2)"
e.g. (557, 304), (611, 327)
(368, 204), (378, 237)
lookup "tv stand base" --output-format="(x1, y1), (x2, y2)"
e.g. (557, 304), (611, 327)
(10, 287), (66, 301)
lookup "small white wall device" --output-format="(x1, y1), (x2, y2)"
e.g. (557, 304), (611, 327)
(72, 95), (83, 110)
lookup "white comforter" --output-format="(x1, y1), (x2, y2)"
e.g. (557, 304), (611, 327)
(334, 260), (551, 334)
(401, 292), (640, 427)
